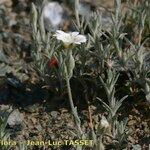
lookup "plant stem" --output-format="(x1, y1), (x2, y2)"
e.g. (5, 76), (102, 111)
(66, 78), (75, 112)
(66, 77), (83, 137)
(75, 0), (80, 28)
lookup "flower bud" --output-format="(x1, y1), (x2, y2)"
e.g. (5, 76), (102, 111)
(67, 51), (75, 79)
(100, 116), (109, 129)
(47, 57), (58, 68)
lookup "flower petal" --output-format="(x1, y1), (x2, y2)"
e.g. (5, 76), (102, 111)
(54, 30), (67, 37)
(71, 32), (79, 36)
(74, 42), (81, 44)
(56, 30), (66, 34)
(74, 35), (87, 43)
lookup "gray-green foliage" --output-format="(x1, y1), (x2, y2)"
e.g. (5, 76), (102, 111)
(16, 142), (27, 150)
(98, 70), (128, 121)
(0, 112), (11, 150)
(30, 0), (150, 149)
(31, 2), (58, 79)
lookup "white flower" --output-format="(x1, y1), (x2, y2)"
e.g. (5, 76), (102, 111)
(54, 30), (87, 46)
(100, 116), (109, 128)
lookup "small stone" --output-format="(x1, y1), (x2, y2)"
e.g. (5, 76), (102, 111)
(50, 134), (55, 140)
(128, 136), (136, 143)
(31, 117), (37, 124)
(0, 104), (10, 111)
(3, 0), (13, 7)
(93, 115), (99, 123)
(128, 120), (136, 126)
(43, 2), (63, 28)
(35, 124), (43, 132)
(8, 109), (23, 126)
(132, 144), (142, 150)
(50, 111), (59, 119)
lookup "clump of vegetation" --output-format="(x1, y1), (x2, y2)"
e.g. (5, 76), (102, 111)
(0, 111), (11, 150)
(30, 0), (150, 149)
(0, 0), (149, 149)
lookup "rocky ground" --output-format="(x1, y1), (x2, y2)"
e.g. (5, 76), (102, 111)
(0, 0), (150, 150)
